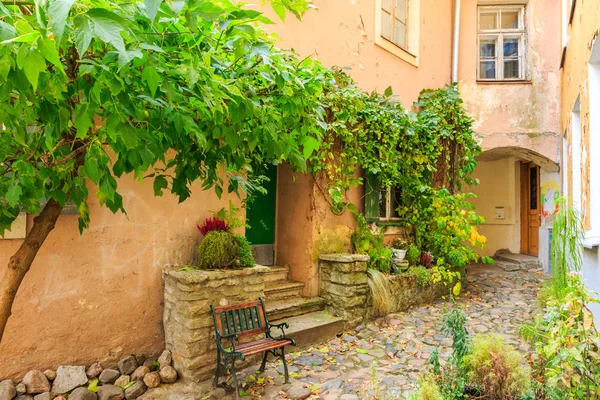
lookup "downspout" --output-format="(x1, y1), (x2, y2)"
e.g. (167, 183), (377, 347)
(451, 0), (462, 83)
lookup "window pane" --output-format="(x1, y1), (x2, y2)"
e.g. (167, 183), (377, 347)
(381, 11), (392, 39)
(378, 189), (388, 218)
(480, 60), (496, 79)
(503, 37), (519, 57)
(394, 20), (407, 48)
(395, 0), (407, 23)
(381, 0), (391, 12)
(530, 167), (538, 210)
(480, 37), (497, 57)
(391, 187), (402, 218)
(480, 11), (497, 30)
(504, 59), (520, 79)
(501, 10), (519, 29)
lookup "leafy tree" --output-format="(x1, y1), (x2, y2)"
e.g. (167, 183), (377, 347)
(0, 0), (327, 342)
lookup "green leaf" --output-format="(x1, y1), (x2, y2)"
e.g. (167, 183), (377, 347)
(302, 136), (319, 158)
(144, 0), (162, 21)
(87, 378), (99, 393)
(38, 36), (64, 72)
(384, 86), (393, 97)
(153, 176), (168, 196)
(142, 65), (160, 92)
(22, 50), (46, 91)
(1, 31), (40, 44)
(48, 0), (76, 44)
(73, 14), (93, 56)
(271, 2), (286, 21)
(74, 104), (93, 138)
(356, 348), (369, 354)
(6, 184), (22, 207)
(84, 155), (101, 184)
(0, 21), (16, 41)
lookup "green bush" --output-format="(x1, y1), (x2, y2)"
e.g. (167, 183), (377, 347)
(464, 334), (531, 399)
(413, 374), (444, 400)
(197, 231), (239, 269)
(409, 266), (431, 288)
(234, 235), (255, 267)
(406, 244), (421, 265)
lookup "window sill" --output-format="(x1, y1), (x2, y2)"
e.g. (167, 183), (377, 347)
(375, 37), (418, 67)
(365, 218), (403, 227)
(476, 79), (532, 85)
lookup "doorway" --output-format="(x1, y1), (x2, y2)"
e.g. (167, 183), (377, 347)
(520, 162), (541, 256)
(245, 164), (277, 265)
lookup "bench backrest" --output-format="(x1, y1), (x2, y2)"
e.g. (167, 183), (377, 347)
(210, 298), (268, 339)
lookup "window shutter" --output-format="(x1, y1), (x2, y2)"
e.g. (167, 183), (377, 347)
(364, 173), (380, 220)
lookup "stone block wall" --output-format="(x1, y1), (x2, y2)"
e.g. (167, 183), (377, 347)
(319, 254), (371, 328)
(162, 266), (269, 381)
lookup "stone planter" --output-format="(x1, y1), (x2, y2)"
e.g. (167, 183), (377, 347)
(391, 248), (406, 261)
(162, 265), (269, 381)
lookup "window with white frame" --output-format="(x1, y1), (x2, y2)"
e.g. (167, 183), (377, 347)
(478, 5), (527, 81)
(380, 0), (408, 50)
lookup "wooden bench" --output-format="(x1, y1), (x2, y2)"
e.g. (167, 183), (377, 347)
(210, 297), (295, 399)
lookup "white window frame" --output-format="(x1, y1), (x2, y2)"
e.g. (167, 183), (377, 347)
(380, 0), (409, 50)
(375, 0), (420, 67)
(378, 186), (401, 221)
(477, 5), (527, 81)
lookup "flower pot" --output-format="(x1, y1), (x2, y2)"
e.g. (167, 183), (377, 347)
(391, 248), (406, 261)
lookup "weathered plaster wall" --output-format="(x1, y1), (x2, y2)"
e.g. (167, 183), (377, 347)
(561, 0), (600, 319)
(0, 176), (243, 380)
(265, 0), (453, 108)
(458, 0), (561, 163)
(467, 158), (521, 256)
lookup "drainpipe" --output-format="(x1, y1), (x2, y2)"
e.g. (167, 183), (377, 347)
(451, 0), (462, 83)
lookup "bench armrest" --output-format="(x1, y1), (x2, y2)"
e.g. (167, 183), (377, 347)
(267, 321), (294, 343)
(217, 333), (244, 359)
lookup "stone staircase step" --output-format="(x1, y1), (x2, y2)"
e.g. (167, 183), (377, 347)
(494, 251), (542, 271)
(272, 310), (345, 349)
(264, 266), (289, 283)
(265, 280), (305, 300)
(265, 297), (326, 321)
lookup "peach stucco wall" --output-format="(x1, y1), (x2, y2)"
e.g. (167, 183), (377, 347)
(265, 0), (453, 107)
(0, 175), (241, 379)
(458, 0), (561, 163)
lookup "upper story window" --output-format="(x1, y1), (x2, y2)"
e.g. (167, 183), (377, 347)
(365, 174), (402, 222)
(381, 0), (408, 49)
(375, 0), (420, 67)
(478, 5), (527, 81)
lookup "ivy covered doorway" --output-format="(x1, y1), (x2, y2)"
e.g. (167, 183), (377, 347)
(245, 164), (278, 265)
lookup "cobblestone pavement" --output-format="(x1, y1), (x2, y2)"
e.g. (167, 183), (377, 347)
(144, 264), (546, 400)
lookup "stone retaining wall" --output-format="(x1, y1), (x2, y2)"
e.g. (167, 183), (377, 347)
(319, 254), (371, 328)
(319, 254), (466, 329)
(162, 266), (269, 381)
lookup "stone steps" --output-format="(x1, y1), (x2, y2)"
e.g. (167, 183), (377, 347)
(265, 297), (326, 321)
(264, 280), (305, 300)
(271, 310), (345, 349)
(494, 251), (543, 272)
(264, 266), (289, 283)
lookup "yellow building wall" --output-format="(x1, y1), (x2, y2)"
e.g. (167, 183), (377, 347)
(468, 158), (521, 256)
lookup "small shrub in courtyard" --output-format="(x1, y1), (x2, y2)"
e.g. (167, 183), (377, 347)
(420, 251), (434, 268)
(197, 216), (228, 236)
(409, 266), (431, 288)
(234, 235), (256, 267)
(197, 231), (240, 269)
(464, 334), (531, 399)
(406, 244), (421, 265)
(413, 374), (444, 400)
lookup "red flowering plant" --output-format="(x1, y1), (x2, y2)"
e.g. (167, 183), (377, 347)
(197, 217), (228, 236)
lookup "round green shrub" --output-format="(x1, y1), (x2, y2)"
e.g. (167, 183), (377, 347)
(409, 266), (431, 288)
(234, 235), (256, 268)
(197, 231), (239, 269)
(464, 334), (531, 399)
(406, 244), (421, 265)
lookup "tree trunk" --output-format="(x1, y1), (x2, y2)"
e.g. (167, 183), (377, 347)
(0, 198), (64, 343)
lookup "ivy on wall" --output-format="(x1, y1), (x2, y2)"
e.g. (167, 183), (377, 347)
(308, 69), (489, 267)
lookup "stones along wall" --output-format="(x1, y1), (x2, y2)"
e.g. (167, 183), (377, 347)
(319, 254), (371, 328)
(162, 266), (269, 381)
(319, 254), (464, 329)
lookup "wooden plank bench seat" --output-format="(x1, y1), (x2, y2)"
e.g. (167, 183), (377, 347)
(210, 298), (295, 399)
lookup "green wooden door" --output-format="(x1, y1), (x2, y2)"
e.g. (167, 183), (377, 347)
(245, 165), (277, 245)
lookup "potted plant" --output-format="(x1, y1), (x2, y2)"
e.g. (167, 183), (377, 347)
(391, 237), (408, 262)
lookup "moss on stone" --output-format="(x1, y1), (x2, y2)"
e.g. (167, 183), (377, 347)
(197, 231), (239, 269)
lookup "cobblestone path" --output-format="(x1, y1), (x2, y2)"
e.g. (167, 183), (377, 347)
(144, 264), (546, 400)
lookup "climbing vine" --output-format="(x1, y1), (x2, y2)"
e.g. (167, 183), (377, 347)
(308, 69), (488, 267)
